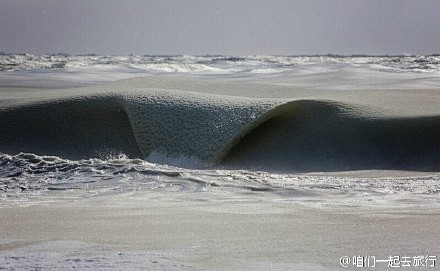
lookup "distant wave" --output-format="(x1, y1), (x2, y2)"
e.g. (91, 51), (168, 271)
(1, 54), (440, 74)
(1, 87), (439, 172)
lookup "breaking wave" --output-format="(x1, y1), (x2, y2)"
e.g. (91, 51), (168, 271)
(1, 88), (439, 172)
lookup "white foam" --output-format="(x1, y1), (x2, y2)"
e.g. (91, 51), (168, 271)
(146, 149), (210, 168)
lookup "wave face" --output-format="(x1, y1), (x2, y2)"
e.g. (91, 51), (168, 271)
(0, 96), (142, 160)
(119, 89), (279, 163)
(1, 86), (439, 172)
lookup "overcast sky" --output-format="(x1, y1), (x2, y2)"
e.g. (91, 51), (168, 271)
(1, 0), (439, 55)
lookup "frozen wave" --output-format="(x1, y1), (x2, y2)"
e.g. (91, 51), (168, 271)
(1, 58), (440, 211)
(1, 75), (439, 172)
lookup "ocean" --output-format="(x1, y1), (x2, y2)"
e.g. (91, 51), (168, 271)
(1, 54), (439, 270)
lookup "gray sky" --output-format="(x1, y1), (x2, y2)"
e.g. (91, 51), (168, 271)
(1, 0), (439, 55)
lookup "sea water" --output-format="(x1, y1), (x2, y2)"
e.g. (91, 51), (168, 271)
(1, 54), (440, 210)
(1, 55), (440, 270)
